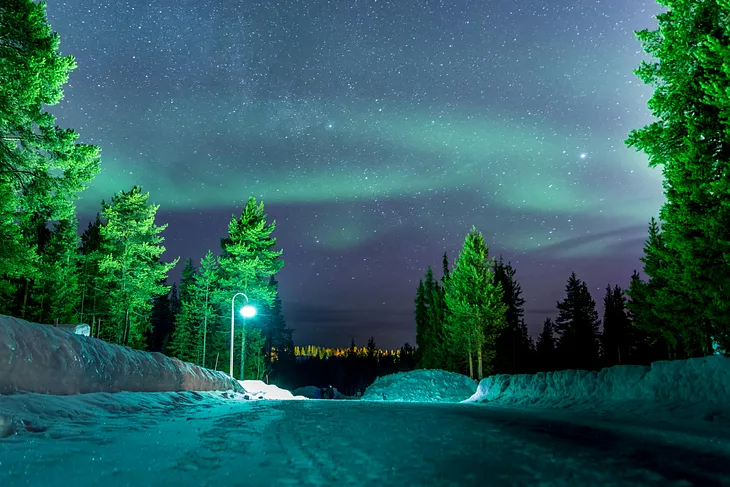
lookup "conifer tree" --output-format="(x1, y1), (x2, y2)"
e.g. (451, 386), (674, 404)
(443, 227), (507, 379)
(554, 272), (600, 370)
(217, 197), (283, 378)
(98, 186), (178, 348)
(493, 257), (532, 374)
(627, 0), (730, 354)
(43, 218), (81, 323)
(0, 0), (100, 290)
(601, 284), (631, 367)
(78, 215), (108, 334)
(535, 317), (556, 371)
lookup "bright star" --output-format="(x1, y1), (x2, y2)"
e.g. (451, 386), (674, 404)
(580, 153), (587, 159)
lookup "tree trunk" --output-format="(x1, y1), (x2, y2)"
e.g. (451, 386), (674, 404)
(123, 308), (130, 346)
(21, 277), (30, 319)
(468, 351), (474, 379)
(477, 347), (483, 381)
(202, 290), (209, 367)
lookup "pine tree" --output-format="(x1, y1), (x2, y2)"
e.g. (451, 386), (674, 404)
(0, 178), (35, 305)
(0, 0), (100, 296)
(43, 218), (81, 323)
(554, 272), (600, 370)
(627, 0), (730, 355)
(78, 214), (108, 335)
(195, 250), (219, 367)
(98, 186), (178, 348)
(601, 284), (632, 367)
(149, 286), (173, 352)
(493, 257), (532, 374)
(535, 317), (556, 372)
(443, 226), (507, 379)
(217, 197), (283, 378)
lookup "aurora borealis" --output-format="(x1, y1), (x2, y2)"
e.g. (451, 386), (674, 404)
(46, 0), (664, 347)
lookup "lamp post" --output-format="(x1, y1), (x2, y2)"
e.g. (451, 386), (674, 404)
(230, 292), (257, 379)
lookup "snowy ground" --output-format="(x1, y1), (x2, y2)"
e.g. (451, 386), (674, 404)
(2, 391), (730, 486)
(3, 315), (730, 484)
(362, 369), (477, 402)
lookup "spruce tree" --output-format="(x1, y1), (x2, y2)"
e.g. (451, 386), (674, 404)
(627, 0), (730, 355)
(443, 226), (507, 379)
(554, 272), (600, 370)
(535, 317), (556, 372)
(98, 186), (178, 348)
(493, 257), (532, 374)
(600, 284), (631, 367)
(217, 197), (283, 378)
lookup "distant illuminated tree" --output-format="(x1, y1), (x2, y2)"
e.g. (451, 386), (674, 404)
(443, 226), (507, 380)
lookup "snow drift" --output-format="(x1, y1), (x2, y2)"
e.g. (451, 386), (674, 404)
(0, 315), (243, 395)
(238, 380), (306, 400)
(465, 356), (730, 419)
(362, 369), (477, 402)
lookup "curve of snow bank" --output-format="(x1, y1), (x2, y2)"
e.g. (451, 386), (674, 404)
(238, 380), (307, 400)
(0, 315), (243, 395)
(362, 369), (477, 403)
(465, 356), (730, 412)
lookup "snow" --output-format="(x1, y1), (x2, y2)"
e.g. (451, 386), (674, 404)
(362, 369), (478, 402)
(238, 380), (307, 400)
(292, 385), (347, 399)
(0, 314), (242, 394)
(465, 356), (730, 429)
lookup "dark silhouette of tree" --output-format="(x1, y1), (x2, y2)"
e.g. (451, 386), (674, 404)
(554, 272), (600, 370)
(493, 257), (533, 374)
(600, 284), (631, 367)
(535, 318), (556, 372)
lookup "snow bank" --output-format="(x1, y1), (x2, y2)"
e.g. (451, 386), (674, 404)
(238, 380), (306, 400)
(362, 369), (478, 403)
(465, 356), (730, 418)
(0, 315), (243, 395)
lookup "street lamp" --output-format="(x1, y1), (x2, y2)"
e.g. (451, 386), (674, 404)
(230, 293), (257, 379)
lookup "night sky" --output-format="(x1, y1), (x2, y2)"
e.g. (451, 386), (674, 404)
(46, 0), (664, 349)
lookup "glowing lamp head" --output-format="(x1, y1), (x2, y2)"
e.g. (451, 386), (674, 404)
(240, 305), (257, 318)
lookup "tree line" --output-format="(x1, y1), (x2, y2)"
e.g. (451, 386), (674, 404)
(415, 0), (730, 374)
(0, 1), (293, 381)
(414, 230), (714, 380)
(294, 339), (412, 360)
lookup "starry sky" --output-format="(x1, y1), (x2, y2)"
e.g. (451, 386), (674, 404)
(46, 0), (664, 349)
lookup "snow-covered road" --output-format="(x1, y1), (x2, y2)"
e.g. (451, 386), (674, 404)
(1, 392), (729, 486)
